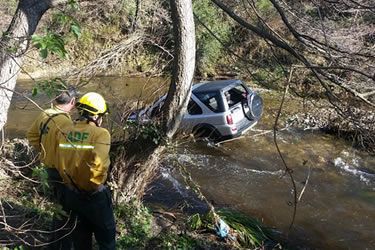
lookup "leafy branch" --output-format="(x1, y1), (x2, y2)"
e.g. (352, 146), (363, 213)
(32, 78), (68, 99)
(31, 11), (81, 59)
(31, 30), (66, 58)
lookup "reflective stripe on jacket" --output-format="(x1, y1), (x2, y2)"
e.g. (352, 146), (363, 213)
(56, 120), (111, 193)
(27, 107), (72, 168)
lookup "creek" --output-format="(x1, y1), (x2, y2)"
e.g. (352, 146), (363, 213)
(6, 76), (375, 249)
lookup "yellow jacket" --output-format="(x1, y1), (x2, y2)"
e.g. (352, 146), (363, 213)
(56, 120), (111, 193)
(27, 107), (72, 168)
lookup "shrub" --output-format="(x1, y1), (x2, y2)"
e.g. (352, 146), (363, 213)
(193, 0), (232, 76)
(115, 200), (153, 249)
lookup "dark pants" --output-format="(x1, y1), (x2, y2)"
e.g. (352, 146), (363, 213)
(63, 185), (116, 250)
(47, 168), (73, 250)
(47, 168), (64, 203)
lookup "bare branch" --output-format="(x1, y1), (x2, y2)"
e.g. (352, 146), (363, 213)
(273, 68), (298, 233)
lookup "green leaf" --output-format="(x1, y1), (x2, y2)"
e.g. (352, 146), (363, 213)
(14, 245), (27, 250)
(32, 87), (39, 97)
(70, 0), (79, 9)
(31, 34), (43, 42)
(2, 31), (8, 39)
(40, 40), (47, 49)
(40, 48), (48, 58)
(70, 24), (81, 38)
(58, 13), (67, 24)
(55, 48), (67, 58)
(189, 213), (202, 230)
(6, 47), (17, 52)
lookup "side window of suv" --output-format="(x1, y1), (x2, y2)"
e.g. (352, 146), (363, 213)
(196, 92), (221, 112)
(187, 99), (202, 115)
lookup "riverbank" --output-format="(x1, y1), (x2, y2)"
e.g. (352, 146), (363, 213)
(290, 99), (375, 154)
(0, 138), (292, 249)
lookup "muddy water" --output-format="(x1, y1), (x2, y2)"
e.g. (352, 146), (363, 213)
(6, 77), (375, 249)
(5, 77), (169, 137)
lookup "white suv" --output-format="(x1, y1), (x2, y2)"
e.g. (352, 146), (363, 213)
(130, 79), (263, 142)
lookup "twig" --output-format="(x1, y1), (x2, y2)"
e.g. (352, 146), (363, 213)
(298, 162), (311, 202)
(273, 68), (298, 234)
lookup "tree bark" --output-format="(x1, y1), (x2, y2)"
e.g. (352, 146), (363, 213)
(0, 0), (69, 133)
(162, 0), (196, 139)
(113, 0), (195, 202)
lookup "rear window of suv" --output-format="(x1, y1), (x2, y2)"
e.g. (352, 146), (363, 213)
(195, 92), (224, 113)
(225, 85), (248, 108)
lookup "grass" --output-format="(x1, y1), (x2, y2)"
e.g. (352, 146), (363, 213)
(217, 209), (275, 248)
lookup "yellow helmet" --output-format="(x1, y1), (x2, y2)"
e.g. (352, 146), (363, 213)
(76, 92), (108, 115)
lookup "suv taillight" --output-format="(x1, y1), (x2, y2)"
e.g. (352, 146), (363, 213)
(226, 114), (233, 125)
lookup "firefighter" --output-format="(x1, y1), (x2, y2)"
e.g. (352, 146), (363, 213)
(27, 86), (77, 249)
(56, 92), (116, 250)
(27, 86), (77, 183)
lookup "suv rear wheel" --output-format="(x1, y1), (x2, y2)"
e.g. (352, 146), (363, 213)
(242, 93), (263, 120)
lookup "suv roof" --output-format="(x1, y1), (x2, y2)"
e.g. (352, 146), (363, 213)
(192, 79), (242, 94)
